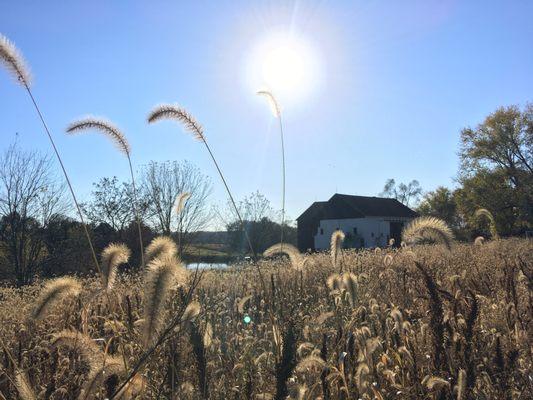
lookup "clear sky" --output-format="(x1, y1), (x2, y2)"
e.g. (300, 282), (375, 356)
(1, 1), (532, 226)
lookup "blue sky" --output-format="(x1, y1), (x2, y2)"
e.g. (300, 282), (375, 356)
(1, 1), (532, 226)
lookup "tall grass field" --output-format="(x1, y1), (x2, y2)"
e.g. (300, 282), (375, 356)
(0, 237), (530, 399)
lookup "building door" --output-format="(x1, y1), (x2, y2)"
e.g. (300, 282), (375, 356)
(389, 222), (403, 247)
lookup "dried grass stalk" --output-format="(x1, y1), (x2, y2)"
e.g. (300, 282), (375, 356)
(101, 243), (131, 291)
(50, 329), (103, 368)
(78, 356), (126, 400)
(474, 208), (499, 239)
(143, 255), (187, 346)
(174, 192), (191, 215)
(0, 33), (31, 86)
(14, 369), (36, 400)
(147, 104), (204, 141)
(31, 277), (81, 321)
(264, 243), (304, 270)
(402, 217), (454, 250)
(66, 117), (130, 156)
(330, 230), (345, 271)
(145, 236), (178, 264)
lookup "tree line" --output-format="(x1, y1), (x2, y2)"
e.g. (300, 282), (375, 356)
(0, 146), (293, 285)
(381, 104), (532, 239)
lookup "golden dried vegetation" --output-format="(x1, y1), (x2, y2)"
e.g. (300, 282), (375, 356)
(0, 235), (530, 399)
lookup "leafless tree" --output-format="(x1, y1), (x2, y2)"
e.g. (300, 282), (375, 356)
(215, 190), (275, 228)
(141, 161), (212, 255)
(0, 143), (67, 285)
(83, 176), (138, 232)
(380, 178), (422, 207)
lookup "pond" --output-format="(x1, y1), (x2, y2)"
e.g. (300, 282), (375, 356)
(185, 262), (228, 270)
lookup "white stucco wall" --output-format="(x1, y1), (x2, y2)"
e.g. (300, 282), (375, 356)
(314, 217), (412, 250)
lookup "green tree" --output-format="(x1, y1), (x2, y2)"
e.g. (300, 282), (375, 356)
(459, 104), (532, 234)
(417, 187), (459, 229)
(455, 169), (523, 237)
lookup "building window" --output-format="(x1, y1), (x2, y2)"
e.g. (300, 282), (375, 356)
(371, 232), (374, 237)
(353, 227), (357, 235)
(320, 228), (324, 235)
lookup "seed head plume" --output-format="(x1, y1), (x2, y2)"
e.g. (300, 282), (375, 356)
(143, 255), (187, 346)
(14, 369), (36, 400)
(145, 236), (178, 264)
(113, 374), (146, 400)
(78, 356), (126, 400)
(0, 33), (32, 87)
(31, 277), (81, 321)
(425, 376), (450, 391)
(147, 103), (257, 261)
(51, 329), (103, 368)
(257, 90), (281, 117)
(66, 117), (131, 156)
(456, 369), (467, 400)
(147, 104), (205, 141)
(474, 208), (499, 239)
(257, 89), (286, 250)
(174, 192), (191, 216)
(101, 243), (131, 291)
(295, 355), (326, 372)
(264, 243), (305, 270)
(182, 301), (201, 323)
(342, 272), (358, 306)
(330, 230), (345, 271)
(402, 216), (454, 250)
(66, 117), (145, 267)
(0, 35), (100, 275)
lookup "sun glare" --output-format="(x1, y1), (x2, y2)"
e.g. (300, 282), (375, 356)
(247, 32), (320, 105)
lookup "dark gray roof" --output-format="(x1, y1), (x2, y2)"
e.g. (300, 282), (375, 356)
(297, 193), (417, 221)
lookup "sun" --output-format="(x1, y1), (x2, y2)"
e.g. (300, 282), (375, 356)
(246, 32), (320, 105)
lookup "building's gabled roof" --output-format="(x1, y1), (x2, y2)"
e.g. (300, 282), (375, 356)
(296, 201), (328, 221)
(330, 194), (418, 218)
(297, 193), (417, 221)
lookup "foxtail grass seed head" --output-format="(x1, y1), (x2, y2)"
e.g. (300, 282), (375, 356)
(78, 356), (126, 400)
(0, 33), (32, 87)
(402, 216), (454, 250)
(330, 230), (345, 269)
(147, 104), (205, 141)
(145, 236), (178, 264)
(50, 329), (104, 368)
(182, 301), (201, 323)
(424, 376), (451, 391)
(14, 369), (36, 400)
(66, 117), (131, 156)
(101, 243), (131, 291)
(143, 255), (187, 346)
(174, 192), (191, 216)
(474, 208), (499, 239)
(263, 243), (304, 270)
(383, 254), (394, 267)
(257, 90), (281, 117)
(31, 277), (81, 321)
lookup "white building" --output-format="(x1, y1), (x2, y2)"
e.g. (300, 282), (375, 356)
(296, 194), (417, 251)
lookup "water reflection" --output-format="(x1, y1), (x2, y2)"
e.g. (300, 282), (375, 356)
(186, 262), (228, 270)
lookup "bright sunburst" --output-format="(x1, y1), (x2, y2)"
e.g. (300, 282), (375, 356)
(246, 31), (320, 105)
